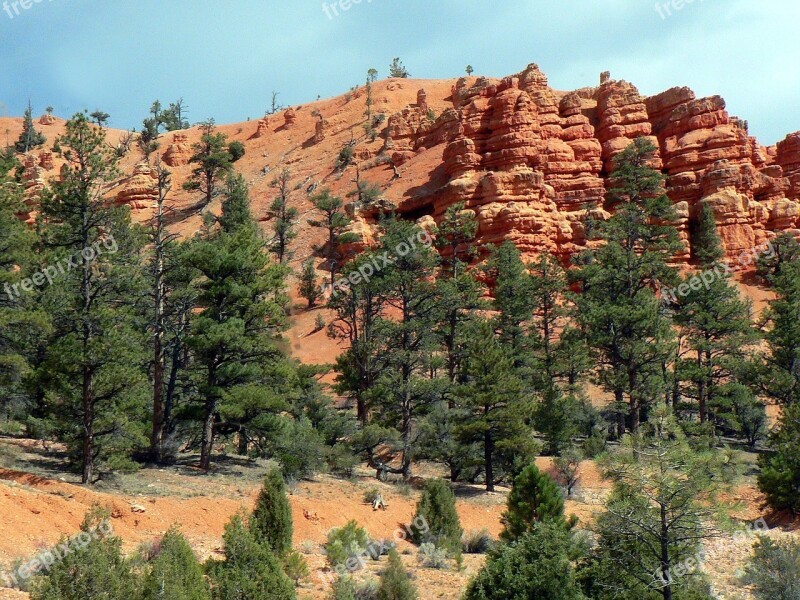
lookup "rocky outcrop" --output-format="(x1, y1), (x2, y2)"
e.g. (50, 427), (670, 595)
(313, 114), (325, 144)
(115, 163), (158, 210)
(20, 155), (45, 223)
(368, 64), (800, 266)
(254, 118), (270, 139)
(162, 133), (192, 167)
(38, 113), (55, 125)
(283, 108), (297, 128)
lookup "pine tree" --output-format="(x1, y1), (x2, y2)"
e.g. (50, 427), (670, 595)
(388, 58), (410, 78)
(38, 113), (148, 483)
(142, 526), (211, 600)
(183, 119), (235, 208)
(759, 260), (800, 406)
(673, 208), (756, 427)
(328, 251), (387, 426)
(0, 162), (48, 417)
(500, 463), (571, 542)
(14, 102), (46, 153)
(758, 402), (800, 513)
(591, 405), (737, 600)
(464, 524), (585, 600)
(207, 513), (296, 600)
(185, 171), (289, 470)
(268, 168), (299, 264)
(411, 478), (463, 553)
(574, 138), (681, 434)
(456, 319), (537, 491)
(484, 242), (534, 367)
(308, 189), (358, 288)
(249, 467), (293, 556)
(377, 550), (417, 600)
(756, 232), (800, 284)
(690, 202), (725, 266)
(299, 259), (322, 308)
(370, 219), (440, 480)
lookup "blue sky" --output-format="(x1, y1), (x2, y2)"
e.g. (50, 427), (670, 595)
(1, 0), (798, 144)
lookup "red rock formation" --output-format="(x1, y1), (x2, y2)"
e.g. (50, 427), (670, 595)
(38, 113), (55, 126)
(254, 118), (270, 138)
(21, 155), (45, 223)
(162, 133), (192, 167)
(38, 151), (54, 171)
(313, 114), (325, 144)
(116, 163), (158, 210)
(368, 65), (800, 266)
(283, 108), (297, 128)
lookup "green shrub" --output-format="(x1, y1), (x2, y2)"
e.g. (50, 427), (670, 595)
(464, 524), (584, 600)
(743, 536), (800, 599)
(363, 487), (381, 504)
(207, 513), (296, 600)
(410, 479), (462, 554)
(142, 526), (210, 600)
(336, 145), (354, 171)
(30, 506), (137, 600)
(500, 463), (571, 543)
(227, 141), (245, 162)
(282, 550), (310, 585)
(377, 550), (417, 600)
(326, 520), (370, 570)
(249, 467), (293, 555)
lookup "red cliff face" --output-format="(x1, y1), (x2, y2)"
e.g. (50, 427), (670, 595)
(378, 65), (800, 266)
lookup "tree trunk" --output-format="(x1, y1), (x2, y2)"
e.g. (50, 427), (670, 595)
(401, 381), (412, 481)
(660, 504), (673, 600)
(615, 389), (626, 438)
(697, 350), (707, 424)
(199, 397), (216, 471)
(81, 367), (94, 485)
(485, 405), (494, 492)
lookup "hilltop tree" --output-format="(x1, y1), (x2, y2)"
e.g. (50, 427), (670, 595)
(308, 188), (358, 288)
(267, 168), (299, 264)
(367, 68), (379, 83)
(465, 65), (474, 76)
(162, 98), (190, 131)
(38, 113), (148, 484)
(389, 57), (410, 78)
(14, 102), (46, 153)
(185, 172), (289, 470)
(89, 110), (110, 129)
